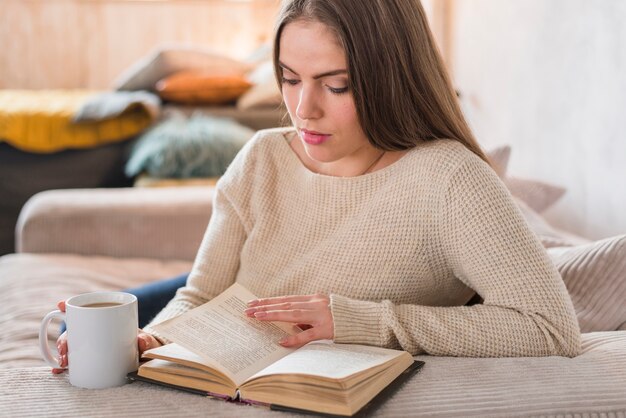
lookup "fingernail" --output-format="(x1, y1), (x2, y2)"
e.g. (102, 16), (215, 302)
(254, 311), (266, 318)
(278, 338), (288, 345)
(247, 300), (258, 307)
(244, 308), (256, 315)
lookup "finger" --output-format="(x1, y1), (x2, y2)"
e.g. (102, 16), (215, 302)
(279, 328), (318, 348)
(57, 340), (67, 356)
(247, 294), (321, 307)
(56, 332), (67, 355)
(245, 301), (320, 316)
(252, 308), (318, 323)
(57, 301), (66, 312)
(51, 368), (66, 375)
(138, 333), (160, 355)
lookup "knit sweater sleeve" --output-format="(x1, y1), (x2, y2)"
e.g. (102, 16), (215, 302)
(330, 155), (581, 357)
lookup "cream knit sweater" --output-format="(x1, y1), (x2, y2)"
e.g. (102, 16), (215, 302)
(145, 128), (581, 357)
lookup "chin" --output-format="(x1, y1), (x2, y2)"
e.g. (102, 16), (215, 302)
(302, 143), (337, 164)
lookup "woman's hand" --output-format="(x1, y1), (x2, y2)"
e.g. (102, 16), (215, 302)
(51, 300), (163, 374)
(244, 294), (334, 348)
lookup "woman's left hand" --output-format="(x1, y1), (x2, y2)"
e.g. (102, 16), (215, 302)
(244, 293), (334, 348)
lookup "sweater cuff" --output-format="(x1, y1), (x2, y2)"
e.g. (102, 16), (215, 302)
(330, 294), (384, 346)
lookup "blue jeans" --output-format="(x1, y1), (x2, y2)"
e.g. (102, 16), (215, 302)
(60, 273), (189, 335)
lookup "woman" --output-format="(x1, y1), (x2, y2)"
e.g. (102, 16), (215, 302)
(54, 0), (580, 373)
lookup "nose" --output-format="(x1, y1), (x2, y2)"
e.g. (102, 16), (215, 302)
(295, 85), (323, 120)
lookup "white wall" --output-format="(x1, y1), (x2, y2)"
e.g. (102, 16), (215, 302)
(451, 0), (626, 239)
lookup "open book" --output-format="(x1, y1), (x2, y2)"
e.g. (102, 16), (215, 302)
(135, 283), (422, 416)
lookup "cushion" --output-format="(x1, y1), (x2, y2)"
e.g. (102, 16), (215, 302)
(243, 42), (272, 64)
(486, 145), (511, 178)
(156, 71), (252, 105)
(237, 61), (283, 110)
(4, 332), (626, 415)
(515, 197), (590, 248)
(125, 113), (255, 178)
(485, 146), (588, 247)
(548, 234), (626, 332)
(486, 145), (566, 213)
(113, 46), (253, 92)
(504, 177), (566, 213)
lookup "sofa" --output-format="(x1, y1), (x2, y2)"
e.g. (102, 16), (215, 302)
(1, 186), (625, 416)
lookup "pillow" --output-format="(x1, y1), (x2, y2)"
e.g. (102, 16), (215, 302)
(486, 145), (511, 178)
(156, 71), (252, 105)
(112, 46), (253, 92)
(515, 198), (590, 248)
(548, 234), (626, 332)
(237, 61), (283, 110)
(244, 42), (272, 64)
(485, 145), (566, 213)
(504, 177), (566, 214)
(125, 113), (255, 178)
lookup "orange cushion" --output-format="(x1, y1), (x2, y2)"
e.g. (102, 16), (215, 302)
(156, 71), (252, 105)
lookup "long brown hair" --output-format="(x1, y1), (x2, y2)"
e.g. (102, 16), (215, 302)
(273, 0), (489, 164)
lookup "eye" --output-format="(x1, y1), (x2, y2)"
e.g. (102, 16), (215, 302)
(327, 86), (349, 95)
(281, 77), (300, 86)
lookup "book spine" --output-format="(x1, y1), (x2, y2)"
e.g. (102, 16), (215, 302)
(206, 391), (234, 401)
(235, 389), (270, 407)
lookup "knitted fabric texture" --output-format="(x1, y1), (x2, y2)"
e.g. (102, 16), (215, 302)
(145, 128), (581, 357)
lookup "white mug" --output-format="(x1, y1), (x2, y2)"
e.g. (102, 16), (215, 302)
(39, 291), (139, 389)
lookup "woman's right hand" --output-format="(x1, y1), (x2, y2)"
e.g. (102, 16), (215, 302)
(51, 300), (163, 374)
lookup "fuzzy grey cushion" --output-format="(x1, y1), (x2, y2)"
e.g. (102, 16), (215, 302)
(125, 113), (254, 178)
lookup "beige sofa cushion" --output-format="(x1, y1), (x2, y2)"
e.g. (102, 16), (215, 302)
(548, 234), (626, 332)
(2, 332), (625, 416)
(0, 253), (192, 368)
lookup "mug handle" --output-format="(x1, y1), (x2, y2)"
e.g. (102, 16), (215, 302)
(39, 310), (66, 369)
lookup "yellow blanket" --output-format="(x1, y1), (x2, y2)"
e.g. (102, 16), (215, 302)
(0, 90), (153, 153)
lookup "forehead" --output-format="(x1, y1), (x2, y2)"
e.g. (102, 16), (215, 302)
(279, 20), (346, 74)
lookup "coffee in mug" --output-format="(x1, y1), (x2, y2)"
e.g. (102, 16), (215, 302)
(39, 291), (138, 389)
(81, 302), (123, 308)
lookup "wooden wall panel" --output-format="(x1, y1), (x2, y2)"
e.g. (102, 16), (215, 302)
(1, 0), (447, 90)
(0, 0), (279, 89)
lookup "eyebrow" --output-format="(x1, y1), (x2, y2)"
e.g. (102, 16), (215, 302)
(279, 61), (347, 79)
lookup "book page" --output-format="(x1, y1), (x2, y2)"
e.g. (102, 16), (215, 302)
(144, 342), (229, 379)
(248, 340), (406, 380)
(152, 283), (298, 386)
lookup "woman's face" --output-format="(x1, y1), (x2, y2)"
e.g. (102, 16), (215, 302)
(279, 19), (378, 174)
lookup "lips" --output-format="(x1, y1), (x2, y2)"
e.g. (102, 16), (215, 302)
(300, 129), (331, 145)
